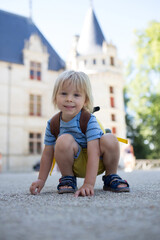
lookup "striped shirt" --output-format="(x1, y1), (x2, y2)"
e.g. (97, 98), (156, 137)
(44, 110), (104, 148)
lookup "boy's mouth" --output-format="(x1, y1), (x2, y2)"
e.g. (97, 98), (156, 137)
(64, 105), (75, 109)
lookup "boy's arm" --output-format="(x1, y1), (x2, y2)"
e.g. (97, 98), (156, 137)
(30, 145), (54, 194)
(38, 145), (54, 182)
(75, 139), (100, 197)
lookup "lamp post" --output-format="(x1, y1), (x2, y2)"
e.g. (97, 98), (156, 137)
(6, 64), (12, 171)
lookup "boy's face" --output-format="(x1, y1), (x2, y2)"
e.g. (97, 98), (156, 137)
(56, 81), (87, 122)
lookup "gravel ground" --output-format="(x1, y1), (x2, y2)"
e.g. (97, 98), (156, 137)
(0, 169), (160, 240)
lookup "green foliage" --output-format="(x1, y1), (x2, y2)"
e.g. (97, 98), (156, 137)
(138, 94), (160, 158)
(124, 90), (151, 159)
(135, 21), (160, 71)
(125, 21), (160, 159)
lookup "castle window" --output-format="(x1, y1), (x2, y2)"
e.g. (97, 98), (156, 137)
(84, 60), (87, 65)
(109, 86), (114, 94)
(110, 57), (114, 66)
(93, 59), (96, 65)
(29, 94), (41, 116)
(30, 61), (41, 80)
(110, 96), (115, 108)
(112, 127), (116, 134)
(102, 59), (105, 65)
(111, 114), (116, 121)
(29, 133), (42, 154)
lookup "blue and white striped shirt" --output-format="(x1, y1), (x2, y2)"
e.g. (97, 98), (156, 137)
(44, 110), (104, 148)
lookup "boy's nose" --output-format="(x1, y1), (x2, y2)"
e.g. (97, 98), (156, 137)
(66, 95), (73, 102)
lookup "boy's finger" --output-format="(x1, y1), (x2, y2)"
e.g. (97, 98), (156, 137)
(90, 189), (94, 196)
(30, 185), (34, 193)
(75, 189), (86, 197)
(74, 190), (80, 197)
(75, 189), (84, 197)
(37, 186), (41, 193)
(30, 183), (38, 195)
(85, 188), (90, 196)
(30, 186), (36, 195)
(80, 189), (86, 197)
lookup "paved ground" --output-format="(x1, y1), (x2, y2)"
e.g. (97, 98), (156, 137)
(0, 169), (160, 240)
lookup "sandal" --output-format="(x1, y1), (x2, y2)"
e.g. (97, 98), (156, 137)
(57, 176), (77, 194)
(102, 174), (130, 192)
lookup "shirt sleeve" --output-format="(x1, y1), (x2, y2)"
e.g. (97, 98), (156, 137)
(85, 114), (104, 142)
(44, 119), (56, 145)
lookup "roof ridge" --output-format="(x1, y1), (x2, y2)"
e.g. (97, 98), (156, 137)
(0, 9), (29, 20)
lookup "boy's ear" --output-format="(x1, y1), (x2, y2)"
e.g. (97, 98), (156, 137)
(84, 97), (88, 107)
(84, 102), (87, 107)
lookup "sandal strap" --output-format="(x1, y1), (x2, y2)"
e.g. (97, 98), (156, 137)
(102, 174), (129, 188)
(57, 176), (77, 190)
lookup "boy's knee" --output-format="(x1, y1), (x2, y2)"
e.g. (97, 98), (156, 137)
(100, 134), (119, 151)
(55, 134), (75, 151)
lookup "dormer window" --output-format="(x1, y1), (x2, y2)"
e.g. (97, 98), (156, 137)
(30, 61), (41, 80)
(110, 57), (114, 66)
(93, 59), (96, 65)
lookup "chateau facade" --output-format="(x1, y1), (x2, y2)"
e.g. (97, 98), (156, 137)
(0, 10), (65, 171)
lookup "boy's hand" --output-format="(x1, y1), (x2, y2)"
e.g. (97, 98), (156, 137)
(74, 183), (94, 197)
(30, 179), (45, 195)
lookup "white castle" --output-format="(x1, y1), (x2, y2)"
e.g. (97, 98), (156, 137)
(0, 6), (126, 171)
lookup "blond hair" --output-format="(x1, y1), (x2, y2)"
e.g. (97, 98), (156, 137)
(52, 70), (94, 112)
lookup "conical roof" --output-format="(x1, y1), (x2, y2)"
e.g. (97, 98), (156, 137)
(77, 7), (105, 55)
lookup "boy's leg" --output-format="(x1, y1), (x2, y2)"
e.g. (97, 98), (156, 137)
(100, 134), (127, 188)
(54, 134), (79, 176)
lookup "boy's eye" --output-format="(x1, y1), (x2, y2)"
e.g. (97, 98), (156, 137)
(61, 92), (67, 95)
(74, 93), (80, 97)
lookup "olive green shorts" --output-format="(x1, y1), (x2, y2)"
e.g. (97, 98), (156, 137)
(73, 148), (105, 178)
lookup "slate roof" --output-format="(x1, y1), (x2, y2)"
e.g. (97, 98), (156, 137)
(77, 7), (106, 55)
(0, 10), (65, 71)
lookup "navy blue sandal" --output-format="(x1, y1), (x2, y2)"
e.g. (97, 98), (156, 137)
(57, 176), (77, 194)
(102, 174), (130, 192)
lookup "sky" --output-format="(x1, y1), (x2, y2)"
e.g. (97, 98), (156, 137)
(0, 0), (160, 62)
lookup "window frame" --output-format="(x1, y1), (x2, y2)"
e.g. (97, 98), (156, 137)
(29, 132), (42, 154)
(110, 56), (114, 66)
(110, 96), (115, 108)
(30, 61), (41, 81)
(112, 127), (116, 134)
(93, 59), (96, 65)
(29, 94), (42, 116)
(111, 114), (116, 121)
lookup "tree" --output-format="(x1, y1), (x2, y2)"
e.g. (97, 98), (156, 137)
(136, 21), (160, 72)
(138, 94), (160, 158)
(124, 88), (151, 159)
(125, 21), (160, 159)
